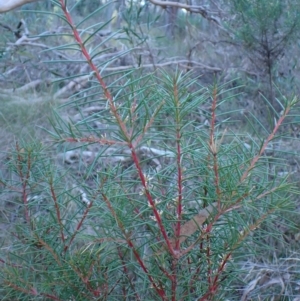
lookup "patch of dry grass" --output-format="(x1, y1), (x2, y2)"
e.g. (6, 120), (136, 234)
(0, 95), (58, 150)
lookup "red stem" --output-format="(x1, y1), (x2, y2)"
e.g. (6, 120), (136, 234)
(172, 79), (182, 299)
(15, 143), (30, 224)
(59, 0), (128, 138)
(49, 181), (65, 244)
(240, 105), (292, 183)
(5, 282), (62, 301)
(171, 259), (178, 301)
(101, 191), (167, 300)
(174, 80), (183, 238)
(59, 1), (173, 259)
(209, 87), (217, 145)
(175, 115), (183, 251)
(206, 234), (212, 288)
(211, 253), (232, 289)
(64, 201), (93, 252)
(209, 87), (222, 210)
(117, 247), (142, 301)
(130, 145), (176, 257)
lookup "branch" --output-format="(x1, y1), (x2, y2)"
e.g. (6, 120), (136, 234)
(0, 79), (49, 94)
(101, 60), (222, 72)
(0, 0), (41, 13)
(148, 0), (221, 25)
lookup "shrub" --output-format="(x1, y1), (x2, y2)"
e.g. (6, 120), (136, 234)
(0, 1), (298, 300)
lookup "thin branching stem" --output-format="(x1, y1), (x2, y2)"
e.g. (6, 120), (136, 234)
(117, 247), (142, 301)
(240, 105), (292, 183)
(49, 179), (65, 244)
(209, 86), (222, 209)
(129, 145), (176, 257)
(1, 3), (298, 300)
(4, 282), (62, 301)
(174, 79), (183, 253)
(59, 0), (129, 138)
(64, 201), (93, 253)
(100, 190), (167, 300)
(59, 0), (174, 260)
(15, 142), (30, 224)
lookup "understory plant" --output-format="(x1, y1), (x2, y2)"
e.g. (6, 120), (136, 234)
(0, 1), (299, 300)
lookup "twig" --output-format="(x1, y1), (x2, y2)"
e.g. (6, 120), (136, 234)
(148, 0), (220, 25)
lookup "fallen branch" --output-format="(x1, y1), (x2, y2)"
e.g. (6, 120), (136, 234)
(148, 0), (221, 25)
(0, 79), (50, 94)
(0, 0), (42, 13)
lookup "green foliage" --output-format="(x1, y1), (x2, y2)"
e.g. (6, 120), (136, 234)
(0, 1), (300, 300)
(1, 70), (298, 300)
(228, 0), (300, 111)
(230, 0), (300, 52)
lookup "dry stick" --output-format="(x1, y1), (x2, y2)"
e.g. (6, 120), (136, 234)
(170, 202), (217, 248)
(148, 0), (220, 24)
(175, 182), (280, 254)
(65, 136), (126, 146)
(0, 0), (40, 13)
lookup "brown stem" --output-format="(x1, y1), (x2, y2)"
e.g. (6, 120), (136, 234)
(117, 247), (142, 301)
(64, 201), (93, 253)
(49, 180), (65, 244)
(15, 143), (30, 224)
